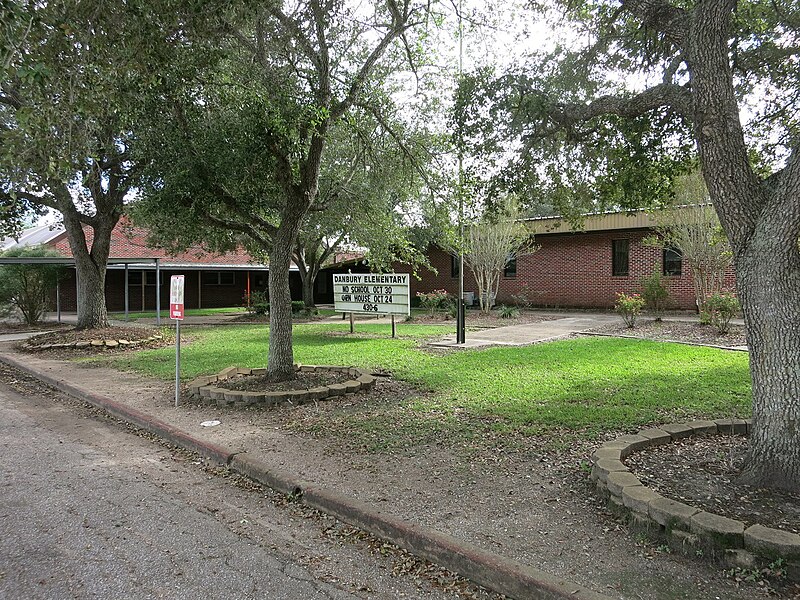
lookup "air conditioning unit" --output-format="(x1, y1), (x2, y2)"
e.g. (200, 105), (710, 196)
(462, 291), (475, 306)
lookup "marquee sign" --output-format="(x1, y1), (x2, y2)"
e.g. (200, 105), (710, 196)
(333, 273), (410, 316)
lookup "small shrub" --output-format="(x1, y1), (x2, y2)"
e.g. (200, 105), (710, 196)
(640, 270), (670, 320)
(446, 299), (458, 320)
(510, 284), (534, 308)
(703, 292), (740, 334)
(498, 304), (519, 319)
(291, 300), (305, 314)
(416, 289), (450, 316)
(615, 292), (645, 328)
(0, 246), (66, 324)
(244, 291), (269, 315)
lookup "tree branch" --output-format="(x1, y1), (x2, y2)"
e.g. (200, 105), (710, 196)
(521, 82), (693, 144)
(620, 0), (690, 46)
(330, 0), (414, 120)
(265, 4), (321, 71)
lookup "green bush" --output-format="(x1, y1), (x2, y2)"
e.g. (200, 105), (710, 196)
(416, 289), (450, 316)
(702, 292), (740, 334)
(291, 300), (305, 314)
(244, 290), (269, 315)
(640, 270), (670, 319)
(0, 246), (65, 325)
(615, 292), (646, 328)
(498, 305), (520, 319)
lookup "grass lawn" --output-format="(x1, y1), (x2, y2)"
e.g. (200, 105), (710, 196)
(110, 306), (247, 320)
(107, 323), (752, 445)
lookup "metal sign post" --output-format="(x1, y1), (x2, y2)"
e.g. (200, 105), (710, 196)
(170, 275), (185, 408)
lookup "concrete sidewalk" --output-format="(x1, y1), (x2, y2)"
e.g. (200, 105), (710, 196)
(431, 313), (622, 349)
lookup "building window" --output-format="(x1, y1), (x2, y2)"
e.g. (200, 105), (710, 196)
(612, 239), (629, 276)
(451, 254), (460, 278)
(503, 254), (517, 278)
(128, 270), (142, 286)
(663, 247), (682, 276)
(202, 271), (236, 286)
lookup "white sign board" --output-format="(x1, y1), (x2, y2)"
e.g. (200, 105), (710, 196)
(170, 275), (185, 320)
(333, 273), (410, 316)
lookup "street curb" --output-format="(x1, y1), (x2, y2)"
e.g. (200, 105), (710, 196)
(0, 352), (235, 465)
(0, 351), (613, 600)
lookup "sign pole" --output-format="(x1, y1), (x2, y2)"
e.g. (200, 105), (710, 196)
(175, 319), (181, 408)
(349, 311), (354, 334)
(169, 275), (186, 408)
(391, 314), (396, 338)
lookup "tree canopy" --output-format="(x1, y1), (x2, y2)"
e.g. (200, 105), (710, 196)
(0, 1), (157, 327)
(132, 0), (437, 380)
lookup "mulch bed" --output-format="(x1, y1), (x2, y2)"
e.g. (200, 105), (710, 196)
(591, 319), (747, 347)
(22, 326), (172, 353)
(627, 435), (800, 534)
(221, 371), (351, 392)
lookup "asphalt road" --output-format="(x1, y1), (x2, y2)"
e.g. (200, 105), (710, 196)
(0, 368), (456, 600)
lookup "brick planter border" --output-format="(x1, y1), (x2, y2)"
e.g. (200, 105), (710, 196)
(591, 419), (800, 581)
(187, 364), (376, 408)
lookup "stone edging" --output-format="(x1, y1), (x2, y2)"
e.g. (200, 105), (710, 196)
(187, 364), (375, 407)
(591, 419), (800, 581)
(24, 334), (164, 351)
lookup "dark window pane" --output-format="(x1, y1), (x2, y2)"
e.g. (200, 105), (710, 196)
(128, 271), (142, 285)
(663, 247), (682, 276)
(451, 254), (460, 278)
(201, 271), (217, 285)
(219, 271), (235, 286)
(504, 254), (517, 278)
(612, 239), (629, 276)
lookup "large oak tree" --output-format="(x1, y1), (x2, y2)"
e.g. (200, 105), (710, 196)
(0, 1), (150, 328)
(135, 1), (432, 381)
(469, 1), (800, 491)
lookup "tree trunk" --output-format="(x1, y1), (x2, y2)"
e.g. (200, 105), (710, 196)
(74, 253), (110, 329)
(689, 2), (800, 491)
(267, 213), (306, 382)
(734, 231), (800, 492)
(60, 204), (112, 329)
(300, 270), (316, 309)
(267, 241), (295, 382)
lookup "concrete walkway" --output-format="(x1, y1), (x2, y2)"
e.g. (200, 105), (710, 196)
(430, 313), (622, 349)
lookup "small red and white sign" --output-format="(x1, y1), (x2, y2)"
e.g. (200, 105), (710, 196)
(170, 275), (185, 320)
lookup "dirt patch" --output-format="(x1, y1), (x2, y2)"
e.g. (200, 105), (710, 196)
(220, 370), (351, 392)
(626, 435), (800, 534)
(589, 318), (747, 347)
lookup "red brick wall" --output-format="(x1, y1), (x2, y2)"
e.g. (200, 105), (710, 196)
(393, 232), (737, 311)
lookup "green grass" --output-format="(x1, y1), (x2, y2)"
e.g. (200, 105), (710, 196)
(110, 306), (246, 319)
(107, 324), (752, 441)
